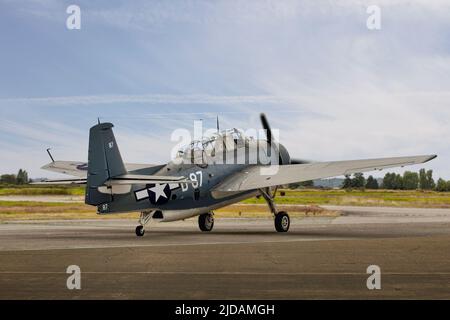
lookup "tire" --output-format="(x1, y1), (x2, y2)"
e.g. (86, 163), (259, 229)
(198, 213), (214, 232)
(135, 225), (145, 237)
(275, 212), (290, 232)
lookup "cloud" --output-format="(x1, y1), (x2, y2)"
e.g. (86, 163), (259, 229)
(1, 0), (449, 180)
(0, 94), (286, 106)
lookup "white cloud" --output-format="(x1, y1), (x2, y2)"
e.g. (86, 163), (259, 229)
(0, 94), (285, 106)
(1, 0), (449, 180)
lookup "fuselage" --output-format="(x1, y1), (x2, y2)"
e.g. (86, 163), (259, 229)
(96, 132), (289, 222)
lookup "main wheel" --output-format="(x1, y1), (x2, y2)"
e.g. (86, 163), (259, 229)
(135, 225), (145, 237)
(275, 212), (290, 232)
(198, 213), (214, 232)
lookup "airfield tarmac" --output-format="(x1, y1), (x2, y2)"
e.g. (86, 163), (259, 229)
(0, 206), (449, 299)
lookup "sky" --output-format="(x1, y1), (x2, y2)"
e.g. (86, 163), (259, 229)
(0, 0), (449, 179)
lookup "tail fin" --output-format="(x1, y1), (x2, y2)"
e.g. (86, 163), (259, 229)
(85, 122), (127, 206)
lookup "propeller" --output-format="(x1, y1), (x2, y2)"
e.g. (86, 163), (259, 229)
(260, 113), (312, 165)
(260, 113), (272, 148)
(290, 158), (312, 164)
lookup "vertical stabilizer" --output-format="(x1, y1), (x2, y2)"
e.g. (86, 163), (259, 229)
(85, 122), (127, 205)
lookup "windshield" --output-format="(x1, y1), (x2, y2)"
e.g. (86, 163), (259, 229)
(176, 128), (250, 161)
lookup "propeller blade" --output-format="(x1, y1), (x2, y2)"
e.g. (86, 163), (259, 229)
(260, 113), (272, 146)
(260, 113), (314, 165)
(290, 158), (313, 164)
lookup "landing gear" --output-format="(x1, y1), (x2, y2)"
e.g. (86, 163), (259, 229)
(135, 211), (153, 237)
(259, 187), (291, 233)
(135, 225), (145, 237)
(274, 211), (290, 232)
(198, 212), (214, 232)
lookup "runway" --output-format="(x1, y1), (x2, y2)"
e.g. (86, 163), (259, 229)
(0, 206), (449, 299)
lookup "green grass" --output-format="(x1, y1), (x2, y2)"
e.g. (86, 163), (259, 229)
(0, 200), (337, 221)
(0, 201), (71, 207)
(242, 189), (450, 208)
(2, 186), (450, 208)
(1, 188), (450, 222)
(0, 200), (96, 220)
(0, 186), (84, 196)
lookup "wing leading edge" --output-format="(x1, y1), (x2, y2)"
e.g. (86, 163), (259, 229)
(212, 154), (437, 194)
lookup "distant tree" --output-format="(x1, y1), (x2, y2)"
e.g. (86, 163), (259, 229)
(365, 175), (379, 189)
(392, 174), (403, 190)
(287, 182), (301, 189)
(342, 175), (352, 189)
(419, 169), (435, 190)
(351, 173), (366, 189)
(382, 172), (395, 189)
(288, 180), (314, 189)
(402, 171), (419, 190)
(0, 174), (17, 185)
(427, 170), (435, 190)
(419, 169), (427, 190)
(300, 180), (314, 187)
(436, 178), (448, 192)
(16, 169), (29, 185)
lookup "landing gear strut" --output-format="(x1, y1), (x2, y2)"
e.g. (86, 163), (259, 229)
(259, 187), (290, 233)
(135, 211), (153, 237)
(198, 212), (214, 232)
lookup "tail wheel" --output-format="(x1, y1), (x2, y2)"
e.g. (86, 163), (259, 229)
(275, 212), (290, 232)
(135, 225), (145, 237)
(199, 213), (214, 232)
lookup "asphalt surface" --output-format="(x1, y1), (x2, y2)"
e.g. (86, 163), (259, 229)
(0, 206), (449, 299)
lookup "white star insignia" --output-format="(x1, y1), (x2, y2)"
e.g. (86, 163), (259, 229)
(149, 184), (168, 202)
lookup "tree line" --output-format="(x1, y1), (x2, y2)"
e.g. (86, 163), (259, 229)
(343, 169), (450, 191)
(0, 169), (30, 185)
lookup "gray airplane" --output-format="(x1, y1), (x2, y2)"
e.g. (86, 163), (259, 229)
(37, 114), (436, 236)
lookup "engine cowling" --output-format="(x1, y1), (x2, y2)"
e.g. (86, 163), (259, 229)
(278, 143), (291, 165)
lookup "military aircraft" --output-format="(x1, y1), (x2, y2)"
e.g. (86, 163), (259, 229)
(36, 114), (436, 236)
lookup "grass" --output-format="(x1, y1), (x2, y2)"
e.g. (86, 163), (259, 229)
(243, 189), (450, 208)
(214, 204), (339, 218)
(0, 200), (135, 221)
(0, 200), (338, 221)
(0, 185), (84, 196)
(1, 187), (450, 222)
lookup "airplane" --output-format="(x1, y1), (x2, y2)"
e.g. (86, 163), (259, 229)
(36, 114), (437, 236)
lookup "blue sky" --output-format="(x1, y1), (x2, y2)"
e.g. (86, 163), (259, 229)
(0, 0), (449, 179)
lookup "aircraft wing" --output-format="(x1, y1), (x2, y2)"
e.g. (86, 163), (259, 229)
(41, 161), (161, 178)
(212, 154), (437, 194)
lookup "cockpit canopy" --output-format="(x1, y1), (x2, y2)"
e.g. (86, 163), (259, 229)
(176, 128), (253, 161)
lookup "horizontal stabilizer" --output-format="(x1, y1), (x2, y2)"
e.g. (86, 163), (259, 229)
(31, 178), (87, 185)
(31, 174), (191, 186)
(106, 174), (192, 186)
(41, 161), (88, 177)
(41, 161), (161, 178)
